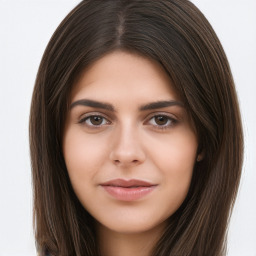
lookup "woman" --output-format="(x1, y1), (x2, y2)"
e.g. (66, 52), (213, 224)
(29, 0), (243, 255)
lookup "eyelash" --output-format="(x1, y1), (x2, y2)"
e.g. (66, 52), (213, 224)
(78, 113), (178, 130)
(78, 113), (111, 128)
(147, 114), (178, 130)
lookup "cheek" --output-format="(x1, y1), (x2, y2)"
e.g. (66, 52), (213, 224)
(147, 127), (198, 169)
(62, 128), (108, 188)
(146, 129), (197, 207)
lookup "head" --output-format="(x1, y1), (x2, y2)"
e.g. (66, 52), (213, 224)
(30, 0), (243, 255)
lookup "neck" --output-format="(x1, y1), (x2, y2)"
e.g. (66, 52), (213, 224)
(97, 222), (166, 256)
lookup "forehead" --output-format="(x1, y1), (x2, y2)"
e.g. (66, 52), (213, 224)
(70, 51), (181, 103)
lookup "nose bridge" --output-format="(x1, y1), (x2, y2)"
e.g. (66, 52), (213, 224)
(109, 120), (145, 166)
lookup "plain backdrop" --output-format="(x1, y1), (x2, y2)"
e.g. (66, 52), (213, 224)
(0, 1), (255, 255)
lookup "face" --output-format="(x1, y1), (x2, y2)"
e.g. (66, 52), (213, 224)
(63, 51), (199, 235)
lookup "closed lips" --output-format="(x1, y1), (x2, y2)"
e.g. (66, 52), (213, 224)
(100, 179), (157, 187)
(100, 179), (158, 201)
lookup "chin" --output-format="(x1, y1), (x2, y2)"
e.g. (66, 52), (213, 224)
(95, 211), (167, 235)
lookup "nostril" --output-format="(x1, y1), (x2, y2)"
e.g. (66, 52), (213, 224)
(112, 158), (140, 166)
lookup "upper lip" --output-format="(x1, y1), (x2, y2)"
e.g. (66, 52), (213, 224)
(100, 179), (156, 188)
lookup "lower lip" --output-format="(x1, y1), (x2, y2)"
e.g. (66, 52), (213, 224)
(101, 185), (157, 201)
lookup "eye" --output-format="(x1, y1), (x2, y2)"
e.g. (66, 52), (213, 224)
(153, 116), (170, 125)
(79, 114), (110, 127)
(147, 114), (177, 129)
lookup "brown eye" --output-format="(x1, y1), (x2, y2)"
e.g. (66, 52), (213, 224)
(89, 116), (104, 125)
(147, 114), (177, 130)
(154, 116), (169, 126)
(79, 115), (109, 127)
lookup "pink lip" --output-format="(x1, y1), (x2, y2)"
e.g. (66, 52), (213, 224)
(100, 179), (157, 201)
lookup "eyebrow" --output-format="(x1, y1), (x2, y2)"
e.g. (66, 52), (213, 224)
(70, 99), (184, 111)
(70, 99), (116, 111)
(139, 100), (184, 111)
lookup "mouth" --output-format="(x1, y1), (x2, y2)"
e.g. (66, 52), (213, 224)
(100, 179), (158, 201)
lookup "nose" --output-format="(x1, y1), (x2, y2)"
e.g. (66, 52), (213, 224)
(109, 125), (146, 167)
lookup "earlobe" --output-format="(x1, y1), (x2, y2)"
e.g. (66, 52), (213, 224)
(196, 152), (204, 162)
(196, 143), (204, 162)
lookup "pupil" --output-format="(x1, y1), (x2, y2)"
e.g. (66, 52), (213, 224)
(156, 116), (167, 125)
(91, 116), (103, 125)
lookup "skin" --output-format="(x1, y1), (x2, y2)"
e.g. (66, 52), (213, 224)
(63, 51), (200, 256)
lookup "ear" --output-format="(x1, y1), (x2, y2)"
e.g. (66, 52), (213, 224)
(196, 144), (204, 162)
(196, 153), (204, 162)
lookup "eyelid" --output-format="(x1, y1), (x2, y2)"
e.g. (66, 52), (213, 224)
(145, 111), (178, 121)
(144, 112), (179, 128)
(78, 112), (112, 126)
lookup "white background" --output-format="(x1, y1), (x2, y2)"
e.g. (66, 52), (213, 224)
(0, 1), (255, 255)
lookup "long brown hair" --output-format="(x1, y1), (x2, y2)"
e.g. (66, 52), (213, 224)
(29, 0), (243, 255)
